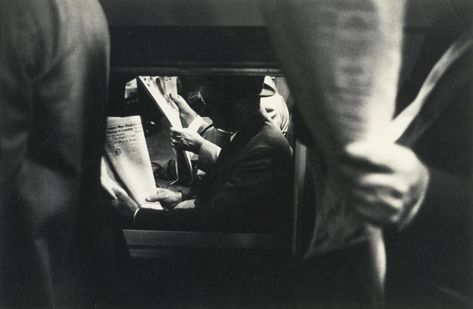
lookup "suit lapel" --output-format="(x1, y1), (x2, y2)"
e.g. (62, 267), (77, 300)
(203, 113), (267, 200)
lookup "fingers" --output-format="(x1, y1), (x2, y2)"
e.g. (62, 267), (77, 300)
(341, 168), (406, 225)
(170, 93), (198, 127)
(340, 142), (397, 173)
(146, 187), (182, 210)
(339, 167), (406, 198)
(169, 93), (189, 108)
(351, 190), (403, 221)
(170, 128), (179, 141)
(338, 142), (429, 227)
(170, 93), (194, 115)
(170, 127), (183, 136)
(171, 139), (183, 150)
(169, 128), (203, 153)
(352, 201), (402, 226)
(146, 187), (168, 202)
(170, 127), (184, 141)
(146, 188), (179, 199)
(170, 127), (184, 149)
(116, 191), (139, 210)
(111, 192), (139, 219)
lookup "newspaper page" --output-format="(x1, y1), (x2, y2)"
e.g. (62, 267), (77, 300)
(101, 156), (129, 199)
(138, 76), (193, 185)
(261, 0), (405, 255)
(103, 116), (162, 209)
(138, 76), (182, 128)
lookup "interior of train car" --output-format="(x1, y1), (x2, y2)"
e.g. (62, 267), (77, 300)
(95, 0), (471, 307)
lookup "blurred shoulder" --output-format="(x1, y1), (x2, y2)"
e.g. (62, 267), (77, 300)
(23, 0), (108, 44)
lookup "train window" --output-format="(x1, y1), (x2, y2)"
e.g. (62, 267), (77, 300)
(105, 73), (295, 257)
(100, 8), (298, 255)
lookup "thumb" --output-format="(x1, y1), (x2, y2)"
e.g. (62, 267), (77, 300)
(170, 127), (183, 135)
(170, 93), (189, 109)
(146, 187), (168, 201)
(116, 191), (139, 210)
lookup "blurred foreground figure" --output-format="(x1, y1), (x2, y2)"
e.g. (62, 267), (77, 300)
(0, 0), (125, 306)
(261, 0), (472, 307)
(382, 1), (473, 306)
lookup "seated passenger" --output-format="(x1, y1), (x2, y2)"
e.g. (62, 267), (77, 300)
(116, 76), (293, 233)
(169, 76), (291, 173)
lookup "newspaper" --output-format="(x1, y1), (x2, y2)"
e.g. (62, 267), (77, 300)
(138, 76), (193, 185)
(304, 0), (404, 256)
(102, 116), (162, 210)
(261, 0), (405, 255)
(139, 76), (182, 128)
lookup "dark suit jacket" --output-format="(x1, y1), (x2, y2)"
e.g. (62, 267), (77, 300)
(386, 29), (473, 307)
(0, 1), (128, 306)
(135, 113), (293, 233)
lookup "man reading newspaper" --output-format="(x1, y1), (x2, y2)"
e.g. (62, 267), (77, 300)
(112, 76), (293, 233)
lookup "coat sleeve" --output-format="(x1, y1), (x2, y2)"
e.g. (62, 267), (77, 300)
(197, 140), (221, 172)
(135, 145), (292, 232)
(390, 168), (473, 253)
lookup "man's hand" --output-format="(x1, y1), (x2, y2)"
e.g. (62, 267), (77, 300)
(170, 93), (198, 127)
(174, 199), (196, 210)
(170, 127), (205, 153)
(146, 187), (183, 209)
(110, 191), (139, 220)
(339, 141), (430, 227)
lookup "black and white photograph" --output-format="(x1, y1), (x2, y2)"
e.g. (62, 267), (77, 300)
(0, 0), (471, 307)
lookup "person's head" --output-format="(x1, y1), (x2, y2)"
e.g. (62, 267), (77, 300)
(205, 76), (264, 132)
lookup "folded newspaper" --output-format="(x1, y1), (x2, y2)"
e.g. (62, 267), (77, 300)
(138, 76), (193, 185)
(262, 0), (405, 256)
(304, 1), (404, 256)
(101, 116), (162, 210)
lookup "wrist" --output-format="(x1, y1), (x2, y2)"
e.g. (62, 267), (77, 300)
(194, 136), (205, 153)
(188, 115), (206, 132)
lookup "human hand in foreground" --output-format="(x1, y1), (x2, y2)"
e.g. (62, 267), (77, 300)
(146, 187), (183, 210)
(170, 93), (198, 127)
(170, 127), (205, 153)
(110, 191), (139, 220)
(339, 142), (430, 227)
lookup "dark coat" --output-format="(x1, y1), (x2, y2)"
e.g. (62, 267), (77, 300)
(0, 1), (128, 306)
(135, 113), (293, 232)
(386, 29), (473, 307)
